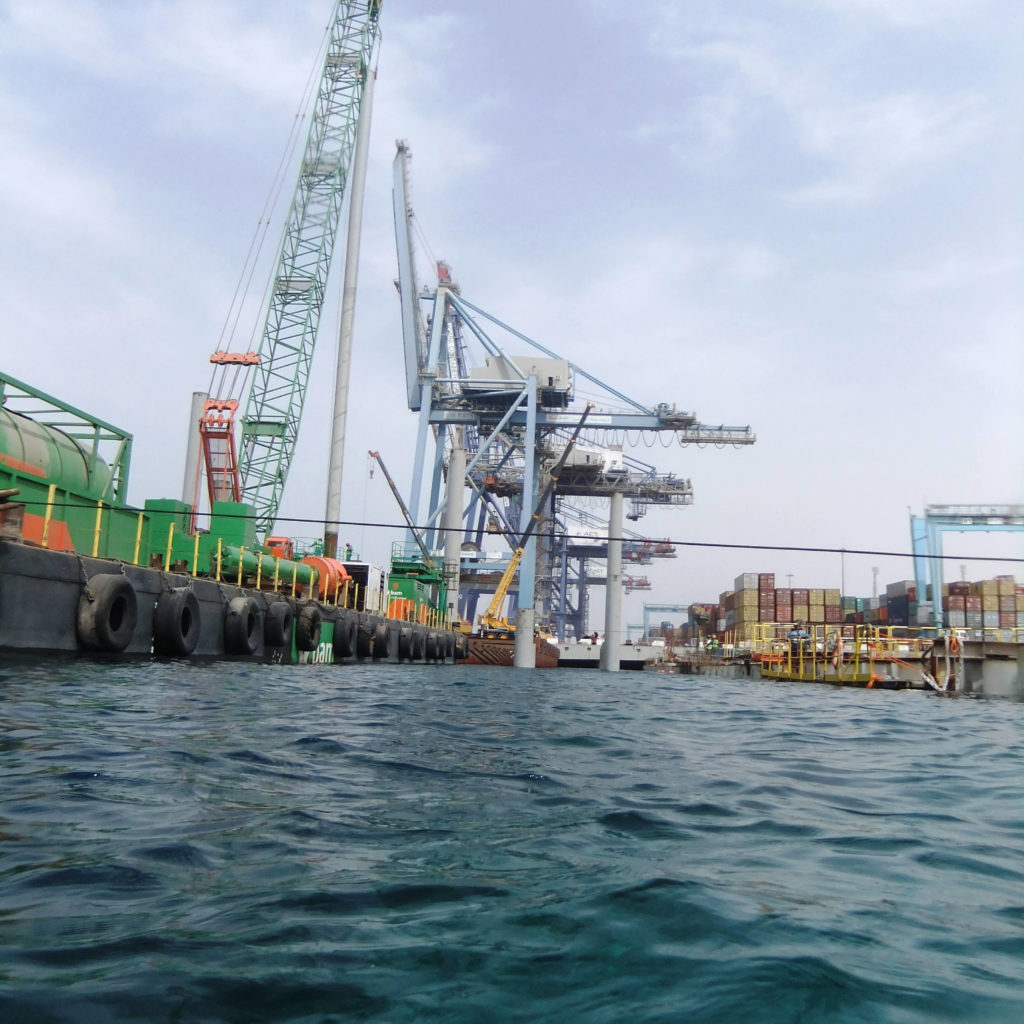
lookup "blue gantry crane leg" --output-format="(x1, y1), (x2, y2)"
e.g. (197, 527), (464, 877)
(910, 505), (1024, 627)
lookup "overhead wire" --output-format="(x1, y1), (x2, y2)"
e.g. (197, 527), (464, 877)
(37, 498), (1010, 565)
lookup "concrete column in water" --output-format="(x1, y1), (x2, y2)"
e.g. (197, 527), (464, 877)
(324, 70), (375, 558)
(443, 431), (466, 621)
(513, 376), (538, 668)
(601, 490), (624, 671)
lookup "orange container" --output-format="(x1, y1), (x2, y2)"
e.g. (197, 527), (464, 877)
(388, 598), (414, 620)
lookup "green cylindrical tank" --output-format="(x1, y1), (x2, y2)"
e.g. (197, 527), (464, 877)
(219, 546), (320, 591)
(0, 408), (113, 500)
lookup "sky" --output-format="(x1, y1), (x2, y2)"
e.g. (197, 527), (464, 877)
(1, 0), (1022, 625)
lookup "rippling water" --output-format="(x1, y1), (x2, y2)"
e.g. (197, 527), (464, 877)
(1, 658), (1023, 1023)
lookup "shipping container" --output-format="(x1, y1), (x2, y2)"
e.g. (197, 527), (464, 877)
(965, 595), (982, 612)
(825, 605), (841, 623)
(792, 588), (809, 602)
(996, 576), (1016, 597)
(809, 589), (824, 605)
(792, 603), (808, 622)
(886, 580), (915, 599)
(999, 595), (1015, 613)
(983, 611), (999, 628)
(774, 588), (791, 604)
(966, 611), (983, 628)
(1018, 612), (1024, 628)
(734, 573), (758, 592)
(948, 581), (971, 596)
(758, 573), (775, 590)
(947, 611), (966, 628)
(945, 595), (966, 611)
(824, 589), (841, 605)
(998, 611), (1014, 629)
(983, 595), (1000, 613)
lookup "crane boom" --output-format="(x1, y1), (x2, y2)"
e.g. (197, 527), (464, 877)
(239, 1), (382, 537)
(368, 450), (435, 568)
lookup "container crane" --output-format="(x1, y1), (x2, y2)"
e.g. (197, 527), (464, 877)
(193, 1), (382, 538)
(478, 405), (593, 637)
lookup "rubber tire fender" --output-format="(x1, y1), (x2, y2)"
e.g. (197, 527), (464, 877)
(356, 624), (374, 659)
(77, 573), (138, 653)
(458, 636), (470, 660)
(397, 627), (414, 661)
(225, 595), (262, 656)
(425, 633), (439, 662)
(411, 629), (425, 662)
(264, 601), (294, 648)
(153, 586), (200, 657)
(332, 613), (357, 659)
(372, 622), (391, 660)
(295, 603), (322, 652)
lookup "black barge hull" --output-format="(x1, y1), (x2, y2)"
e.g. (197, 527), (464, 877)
(0, 541), (463, 665)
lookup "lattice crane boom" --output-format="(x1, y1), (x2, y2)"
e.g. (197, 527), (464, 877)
(238, 0), (382, 537)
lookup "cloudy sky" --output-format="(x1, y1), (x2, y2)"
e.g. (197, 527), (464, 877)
(1, 0), (1021, 619)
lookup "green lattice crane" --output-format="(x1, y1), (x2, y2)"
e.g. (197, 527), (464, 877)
(238, 0), (382, 537)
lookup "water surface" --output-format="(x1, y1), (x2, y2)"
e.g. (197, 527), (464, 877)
(1, 659), (1022, 1022)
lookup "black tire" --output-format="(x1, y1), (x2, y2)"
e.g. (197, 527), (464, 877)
(425, 633), (439, 661)
(458, 636), (470, 660)
(398, 627), (413, 661)
(411, 629), (425, 661)
(264, 601), (293, 648)
(153, 587), (200, 657)
(224, 595), (261, 656)
(372, 622), (391, 660)
(77, 573), (137, 652)
(295, 603), (322, 652)
(332, 613), (357, 659)
(356, 624), (373, 659)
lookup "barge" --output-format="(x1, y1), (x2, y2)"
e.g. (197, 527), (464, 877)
(0, 371), (464, 664)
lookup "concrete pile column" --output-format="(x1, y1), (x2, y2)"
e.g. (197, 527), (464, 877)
(600, 490), (624, 671)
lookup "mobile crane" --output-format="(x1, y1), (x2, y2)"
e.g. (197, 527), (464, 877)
(191, 2), (382, 538)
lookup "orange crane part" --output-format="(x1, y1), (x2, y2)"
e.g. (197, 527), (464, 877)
(199, 399), (242, 503)
(300, 555), (351, 602)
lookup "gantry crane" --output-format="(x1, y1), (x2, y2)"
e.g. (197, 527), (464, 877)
(194, 1), (382, 536)
(391, 142), (755, 661)
(910, 505), (1024, 626)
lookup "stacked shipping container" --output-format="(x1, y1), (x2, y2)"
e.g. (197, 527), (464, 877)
(689, 572), (1020, 644)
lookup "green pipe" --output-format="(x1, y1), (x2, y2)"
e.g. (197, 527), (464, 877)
(220, 545), (318, 591)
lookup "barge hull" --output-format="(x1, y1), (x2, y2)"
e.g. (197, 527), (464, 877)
(0, 541), (461, 665)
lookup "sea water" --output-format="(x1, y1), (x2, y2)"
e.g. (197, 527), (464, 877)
(1, 658), (1022, 1023)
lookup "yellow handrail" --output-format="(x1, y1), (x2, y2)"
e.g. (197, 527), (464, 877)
(41, 484), (56, 549)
